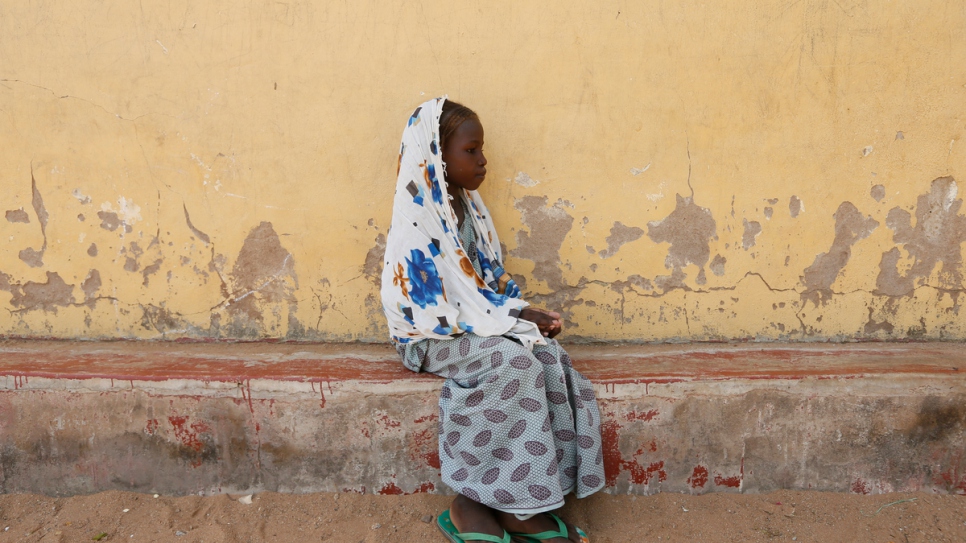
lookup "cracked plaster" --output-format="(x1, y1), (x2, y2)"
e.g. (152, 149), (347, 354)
(1, 0), (964, 342)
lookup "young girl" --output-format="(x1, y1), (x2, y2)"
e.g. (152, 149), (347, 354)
(381, 97), (604, 543)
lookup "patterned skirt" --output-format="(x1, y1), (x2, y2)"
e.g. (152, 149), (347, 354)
(400, 334), (605, 515)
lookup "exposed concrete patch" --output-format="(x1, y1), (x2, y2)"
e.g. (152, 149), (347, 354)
(863, 306), (894, 335)
(224, 222), (299, 336)
(183, 204), (211, 245)
(364, 233), (387, 289)
(764, 207), (773, 220)
(506, 196), (588, 321)
(18, 169), (49, 268)
(97, 211), (129, 233)
(876, 177), (966, 297)
(123, 242), (144, 273)
(5, 272), (75, 313)
(362, 232), (388, 337)
(610, 274), (653, 293)
(142, 259), (164, 287)
(509, 196), (574, 290)
(5, 209), (29, 223)
(513, 172), (538, 187)
(742, 220), (762, 250)
(871, 185), (886, 202)
(97, 198), (140, 234)
(801, 202), (878, 306)
(140, 304), (186, 334)
(789, 196), (802, 218)
(2, 341), (962, 496)
(653, 268), (688, 292)
(87, 243), (98, 257)
(81, 270), (102, 308)
(710, 254), (726, 276)
(599, 222), (644, 259)
(647, 194), (716, 291)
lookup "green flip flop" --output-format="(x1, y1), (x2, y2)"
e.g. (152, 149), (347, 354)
(436, 509), (513, 543)
(509, 513), (589, 543)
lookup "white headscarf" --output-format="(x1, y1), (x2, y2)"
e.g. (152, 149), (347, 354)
(380, 97), (544, 349)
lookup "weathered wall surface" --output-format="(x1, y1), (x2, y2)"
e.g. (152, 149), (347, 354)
(0, 342), (963, 496)
(1, 1), (964, 341)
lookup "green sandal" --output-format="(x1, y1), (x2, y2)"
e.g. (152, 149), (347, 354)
(509, 513), (589, 543)
(436, 509), (513, 543)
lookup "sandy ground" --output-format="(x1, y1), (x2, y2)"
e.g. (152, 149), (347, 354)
(0, 490), (963, 542)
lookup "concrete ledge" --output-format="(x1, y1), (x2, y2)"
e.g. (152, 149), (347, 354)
(0, 340), (963, 497)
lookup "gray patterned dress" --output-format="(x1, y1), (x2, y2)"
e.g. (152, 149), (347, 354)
(397, 201), (605, 515)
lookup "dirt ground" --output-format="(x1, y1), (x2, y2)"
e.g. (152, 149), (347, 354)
(0, 489), (963, 542)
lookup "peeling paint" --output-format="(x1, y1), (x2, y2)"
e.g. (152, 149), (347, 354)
(5, 209), (29, 223)
(647, 194), (716, 290)
(141, 304), (184, 334)
(598, 222), (644, 259)
(876, 177), (966, 296)
(0, 3), (964, 343)
(510, 196), (574, 289)
(102, 197), (142, 226)
(18, 169), (48, 268)
(363, 233), (387, 288)
(709, 254), (726, 276)
(513, 172), (538, 187)
(123, 242), (144, 273)
(183, 204), (211, 245)
(80, 270), (102, 308)
(142, 259), (163, 287)
(98, 211), (127, 233)
(863, 306), (894, 335)
(741, 219), (762, 250)
(871, 185), (886, 202)
(4, 272), (75, 313)
(224, 222), (298, 335)
(802, 202), (878, 305)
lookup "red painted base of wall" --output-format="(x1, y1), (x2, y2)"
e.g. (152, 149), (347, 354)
(0, 340), (963, 497)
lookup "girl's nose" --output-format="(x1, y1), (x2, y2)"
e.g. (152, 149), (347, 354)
(479, 152), (487, 166)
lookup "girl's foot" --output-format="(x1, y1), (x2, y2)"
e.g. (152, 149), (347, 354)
(449, 494), (508, 540)
(494, 511), (584, 543)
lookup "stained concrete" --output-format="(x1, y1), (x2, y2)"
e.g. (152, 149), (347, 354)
(0, 340), (962, 497)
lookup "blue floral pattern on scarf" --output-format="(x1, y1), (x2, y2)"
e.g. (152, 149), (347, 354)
(405, 248), (444, 309)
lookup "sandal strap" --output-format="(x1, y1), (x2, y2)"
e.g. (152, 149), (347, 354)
(509, 513), (568, 540)
(457, 531), (512, 543)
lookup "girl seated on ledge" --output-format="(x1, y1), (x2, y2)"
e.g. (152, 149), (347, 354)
(381, 97), (603, 543)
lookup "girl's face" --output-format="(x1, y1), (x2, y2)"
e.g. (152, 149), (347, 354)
(442, 119), (487, 192)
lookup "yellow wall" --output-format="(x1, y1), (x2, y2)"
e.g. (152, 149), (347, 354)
(2, 1), (964, 341)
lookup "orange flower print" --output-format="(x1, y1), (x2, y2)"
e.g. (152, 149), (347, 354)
(392, 263), (409, 300)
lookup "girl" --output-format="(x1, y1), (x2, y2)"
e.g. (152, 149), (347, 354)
(381, 97), (604, 543)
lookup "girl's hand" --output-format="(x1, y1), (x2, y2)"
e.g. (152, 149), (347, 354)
(519, 308), (563, 339)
